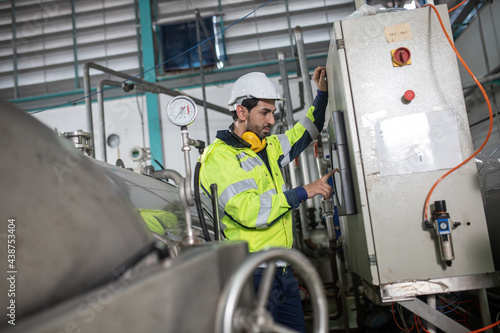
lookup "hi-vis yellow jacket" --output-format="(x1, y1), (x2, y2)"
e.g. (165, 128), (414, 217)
(199, 91), (328, 252)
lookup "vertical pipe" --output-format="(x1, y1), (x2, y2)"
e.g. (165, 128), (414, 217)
(181, 127), (195, 207)
(70, 0), (80, 89)
(96, 81), (107, 162)
(195, 9), (210, 145)
(11, 0), (19, 99)
(83, 64), (96, 158)
(426, 295), (437, 333)
(478, 288), (493, 333)
(181, 126), (196, 244)
(284, 0), (295, 58)
(294, 26), (313, 107)
(339, 253), (350, 333)
(277, 50), (309, 240)
(476, 4), (500, 141)
(294, 26), (314, 210)
(96, 79), (120, 163)
(276, 51), (297, 187)
(476, 4), (490, 74)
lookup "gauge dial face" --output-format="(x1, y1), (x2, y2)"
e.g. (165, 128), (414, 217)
(166, 96), (198, 126)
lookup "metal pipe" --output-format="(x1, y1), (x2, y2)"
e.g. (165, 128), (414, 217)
(294, 26), (314, 210)
(426, 295), (437, 333)
(476, 4), (491, 74)
(152, 168), (196, 244)
(96, 79), (120, 162)
(479, 288), (494, 333)
(277, 51), (298, 189)
(463, 72), (500, 93)
(277, 50), (310, 239)
(181, 127), (195, 207)
(294, 26), (314, 107)
(83, 62), (230, 158)
(475, 3), (500, 141)
(339, 252), (350, 333)
(136, 80), (230, 115)
(97, 79), (153, 163)
(195, 9), (210, 145)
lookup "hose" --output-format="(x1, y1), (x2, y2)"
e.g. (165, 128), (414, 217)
(194, 161), (211, 241)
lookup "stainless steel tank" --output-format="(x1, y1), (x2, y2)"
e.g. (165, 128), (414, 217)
(0, 100), (153, 319)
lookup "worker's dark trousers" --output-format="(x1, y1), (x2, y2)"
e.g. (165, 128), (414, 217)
(253, 266), (306, 333)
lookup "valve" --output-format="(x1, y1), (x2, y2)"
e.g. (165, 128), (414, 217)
(391, 47), (411, 67)
(430, 200), (456, 267)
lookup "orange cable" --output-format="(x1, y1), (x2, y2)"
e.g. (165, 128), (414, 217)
(448, 0), (468, 12)
(469, 319), (500, 333)
(417, 315), (431, 333)
(415, 315), (420, 332)
(391, 303), (415, 332)
(417, 303), (500, 332)
(422, 4), (494, 222)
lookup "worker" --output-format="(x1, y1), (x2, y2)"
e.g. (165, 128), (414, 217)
(199, 66), (334, 332)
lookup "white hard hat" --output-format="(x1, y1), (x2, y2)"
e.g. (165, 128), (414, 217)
(228, 72), (284, 111)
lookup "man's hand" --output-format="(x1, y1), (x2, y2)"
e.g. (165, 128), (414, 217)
(303, 169), (338, 199)
(313, 66), (327, 92)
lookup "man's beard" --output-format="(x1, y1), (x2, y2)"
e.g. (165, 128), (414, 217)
(247, 120), (271, 139)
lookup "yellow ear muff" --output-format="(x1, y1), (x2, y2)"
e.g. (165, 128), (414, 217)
(241, 131), (266, 153)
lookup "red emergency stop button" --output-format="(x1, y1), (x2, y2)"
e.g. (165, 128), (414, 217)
(402, 90), (415, 104)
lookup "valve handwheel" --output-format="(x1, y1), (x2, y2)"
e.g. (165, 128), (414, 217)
(215, 248), (328, 333)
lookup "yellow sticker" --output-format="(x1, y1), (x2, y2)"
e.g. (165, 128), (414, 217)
(384, 23), (413, 43)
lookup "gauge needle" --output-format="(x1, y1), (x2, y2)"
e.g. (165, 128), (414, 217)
(174, 106), (185, 119)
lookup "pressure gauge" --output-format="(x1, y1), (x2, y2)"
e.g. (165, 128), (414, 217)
(166, 96), (198, 126)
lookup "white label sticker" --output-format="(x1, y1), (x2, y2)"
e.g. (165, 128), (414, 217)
(375, 110), (462, 176)
(385, 23), (413, 43)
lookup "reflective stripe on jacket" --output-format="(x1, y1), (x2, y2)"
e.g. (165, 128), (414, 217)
(199, 92), (327, 252)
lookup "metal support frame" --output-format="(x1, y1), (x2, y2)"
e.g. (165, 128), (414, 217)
(478, 288), (494, 333)
(398, 298), (469, 333)
(379, 273), (498, 302)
